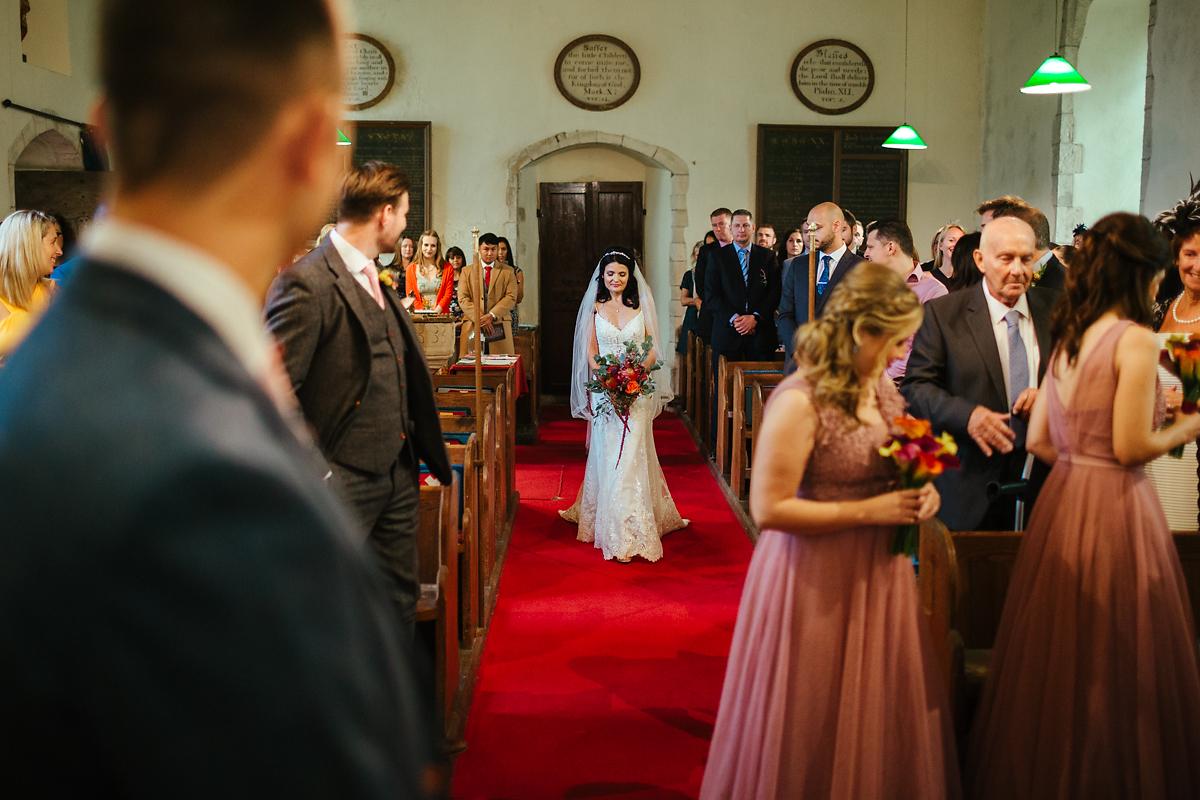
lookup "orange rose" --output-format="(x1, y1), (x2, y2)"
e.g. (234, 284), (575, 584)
(626, 381), (640, 394)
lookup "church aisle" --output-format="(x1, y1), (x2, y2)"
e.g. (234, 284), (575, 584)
(451, 408), (754, 799)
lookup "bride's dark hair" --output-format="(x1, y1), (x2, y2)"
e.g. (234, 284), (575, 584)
(594, 248), (640, 309)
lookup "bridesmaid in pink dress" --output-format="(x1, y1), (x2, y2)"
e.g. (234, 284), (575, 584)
(701, 264), (959, 800)
(968, 213), (1200, 798)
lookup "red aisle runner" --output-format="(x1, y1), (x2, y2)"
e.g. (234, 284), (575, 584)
(451, 409), (754, 799)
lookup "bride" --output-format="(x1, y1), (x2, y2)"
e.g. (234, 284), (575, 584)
(559, 248), (688, 562)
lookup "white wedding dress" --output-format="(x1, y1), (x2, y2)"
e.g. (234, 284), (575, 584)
(559, 310), (688, 561)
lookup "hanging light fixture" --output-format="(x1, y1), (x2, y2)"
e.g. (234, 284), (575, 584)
(336, 128), (352, 146)
(1021, 0), (1090, 94)
(883, 0), (927, 150)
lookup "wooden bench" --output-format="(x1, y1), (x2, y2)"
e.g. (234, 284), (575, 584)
(433, 374), (517, 515)
(442, 433), (484, 648)
(715, 356), (784, 478)
(416, 478), (461, 737)
(435, 386), (512, 527)
(728, 365), (785, 503)
(513, 327), (540, 441)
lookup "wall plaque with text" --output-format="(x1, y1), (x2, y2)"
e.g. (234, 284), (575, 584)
(755, 124), (907, 237)
(790, 39), (874, 115)
(343, 34), (396, 110)
(350, 121), (430, 236)
(554, 35), (641, 111)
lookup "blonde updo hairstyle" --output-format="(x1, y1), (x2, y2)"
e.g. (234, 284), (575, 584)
(793, 262), (923, 420)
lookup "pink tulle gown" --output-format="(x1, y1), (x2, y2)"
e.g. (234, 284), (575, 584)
(968, 320), (1200, 798)
(700, 374), (960, 799)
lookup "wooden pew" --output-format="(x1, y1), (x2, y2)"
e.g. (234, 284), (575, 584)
(685, 331), (702, 421)
(917, 519), (964, 698)
(701, 342), (714, 451)
(434, 372), (517, 514)
(443, 433), (483, 648)
(728, 364), (785, 502)
(416, 478), (460, 737)
(512, 326), (540, 441)
(715, 356), (784, 478)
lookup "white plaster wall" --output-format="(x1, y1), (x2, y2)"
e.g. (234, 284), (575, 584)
(348, 0), (986, 307)
(1073, 0), (1148, 226)
(0, 0), (98, 213)
(1142, 0), (1200, 218)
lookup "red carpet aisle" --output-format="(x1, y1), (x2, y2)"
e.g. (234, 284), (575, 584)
(451, 409), (754, 799)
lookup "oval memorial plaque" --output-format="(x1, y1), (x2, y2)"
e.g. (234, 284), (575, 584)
(790, 39), (874, 115)
(343, 33), (396, 111)
(554, 35), (641, 111)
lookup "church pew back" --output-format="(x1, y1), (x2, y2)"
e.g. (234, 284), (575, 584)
(729, 365), (785, 503)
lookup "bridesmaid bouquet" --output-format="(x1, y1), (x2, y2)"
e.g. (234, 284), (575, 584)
(879, 416), (961, 557)
(1159, 334), (1200, 457)
(586, 336), (661, 468)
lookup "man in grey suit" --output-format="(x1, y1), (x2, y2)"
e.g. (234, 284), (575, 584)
(901, 217), (1059, 530)
(776, 201), (865, 372)
(266, 161), (452, 630)
(0, 1), (439, 795)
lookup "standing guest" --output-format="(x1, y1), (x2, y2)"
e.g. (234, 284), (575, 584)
(755, 222), (777, 252)
(398, 234), (416, 267)
(922, 223), (965, 288)
(404, 229), (454, 312)
(944, 231), (983, 293)
(701, 264), (957, 800)
(706, 209), (781, 444)
(842, 208), (860, 253)
(777, 201), (865, 373)
(863, 219), (948, 380)
(968, 213), (1200, 798)
(780, 226), (805, 290)
(902, 217), (1057, 530)
(496, 235), (523, 327)
(445, 245), (467, 318)
(266, 160), (453, 631)
(696, 208), (733, 344)
(0, 209), (60, 359)
(676, 239), (703, 356)
(0, 1), (440, 795)
(977, 194), (1029, 228)
(1072, 222), (1088, 246)
(1052, 243), (1076, 268)
(458, 232), (518, 356)
(993, 204), (1066, 290)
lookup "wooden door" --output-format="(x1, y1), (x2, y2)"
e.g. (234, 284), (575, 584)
(537, 181), (644, 396)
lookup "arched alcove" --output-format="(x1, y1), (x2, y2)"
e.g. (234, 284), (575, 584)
(14, 128), (83, 170)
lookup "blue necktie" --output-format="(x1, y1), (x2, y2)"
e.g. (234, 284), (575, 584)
(738, 247), (749, 284)
(1005, 309), (1030, 409)
(816, 254), (832, 296)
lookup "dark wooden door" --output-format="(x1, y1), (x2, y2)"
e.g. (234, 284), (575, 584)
(538, 181), (644, 395)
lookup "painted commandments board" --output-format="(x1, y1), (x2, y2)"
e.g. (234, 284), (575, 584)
(343, 34), (396, 110)
(554, 35), (641, 111)
(790, 39), (874, 115)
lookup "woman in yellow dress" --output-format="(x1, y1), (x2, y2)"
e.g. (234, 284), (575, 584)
(0, 210), (61, 361)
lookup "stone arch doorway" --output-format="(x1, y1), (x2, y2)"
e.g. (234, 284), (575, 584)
(506, 131), (690, 395)
(9, 120), (99, 243)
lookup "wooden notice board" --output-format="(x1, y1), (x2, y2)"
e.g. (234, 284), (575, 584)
(755, 124), (907, 235)
(351, 121), (431, 236)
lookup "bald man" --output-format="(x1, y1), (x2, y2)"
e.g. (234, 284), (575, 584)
(901, 217), (1061, 530)
(776, 201), (864, 373)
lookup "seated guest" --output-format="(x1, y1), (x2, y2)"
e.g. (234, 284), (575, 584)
(902, 216), (1058, 530)
(863, 219), (948, 380)
(445, 245), (466, 318)
(0, 209), (60, 359)
(496, 235), (523, 326)
(458, 232), (518, 356)
(922, 223), (964, 287)
(993, 204), (1066, 290)
(404, 229), (454, 312)
(945, 231), (983, 292)
(777, 201), (864, 372)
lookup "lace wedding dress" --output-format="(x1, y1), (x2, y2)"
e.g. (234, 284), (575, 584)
(559, 310), (688, 562)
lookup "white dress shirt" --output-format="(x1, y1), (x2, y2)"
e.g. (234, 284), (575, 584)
(328, 229), (379, 298)
(819, 242), (849, 281)
(82, 218), (274, 381)
(981, 282), (1040, 402)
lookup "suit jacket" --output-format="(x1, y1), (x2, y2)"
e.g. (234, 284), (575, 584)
(900, 284), (1059, 530)
(694, 240), (726, 342)
(265, 239), (452, 483)
(1034, 253), (1066, 291)
(777, 250), (865, 372)
(707, 242), (781, 357)
(0, 260), (435, 796)
(457, 262), (518, 355)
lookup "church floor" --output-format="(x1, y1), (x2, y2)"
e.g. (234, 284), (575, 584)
(450, 408), (754, 799)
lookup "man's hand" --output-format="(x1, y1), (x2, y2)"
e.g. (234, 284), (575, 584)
(694, 297), (702, 310)
(480, 312), (496, 335)
(1011, 387), (1037, 418)
(733, 314), (758, 335)
(967, 405), (1016, 457)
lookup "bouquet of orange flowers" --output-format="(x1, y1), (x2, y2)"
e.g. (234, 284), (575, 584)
(879, 416), (960, 557)
(1159, 334), (1200, 457)
(586, 336), (660, 467)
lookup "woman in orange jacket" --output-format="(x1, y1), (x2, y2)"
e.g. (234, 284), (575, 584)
(404, 229), (454, 313)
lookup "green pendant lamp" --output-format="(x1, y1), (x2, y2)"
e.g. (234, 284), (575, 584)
(882, 0), (928, 150)
(1021, 54), (1091, 94)
(336, 128), (352, 146)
